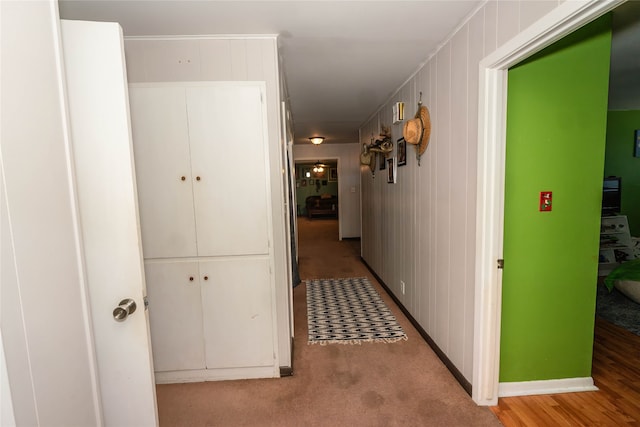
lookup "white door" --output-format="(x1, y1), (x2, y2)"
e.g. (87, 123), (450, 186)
(61, 20), (158, 426)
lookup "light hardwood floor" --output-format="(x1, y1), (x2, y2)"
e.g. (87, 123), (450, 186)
(491, 317), (640, 426)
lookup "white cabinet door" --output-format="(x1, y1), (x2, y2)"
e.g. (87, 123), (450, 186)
(129, 87), (198, 258)
(200, 258), (275, 368)
(187, 85), (270, 257)
(145, 261), (206, 372)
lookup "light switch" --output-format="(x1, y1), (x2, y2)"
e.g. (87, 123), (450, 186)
(539, 191), (552, 212)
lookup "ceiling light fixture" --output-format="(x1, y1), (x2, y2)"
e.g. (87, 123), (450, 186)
(312, 161), (325, 173)
(309, 136), (325, 145)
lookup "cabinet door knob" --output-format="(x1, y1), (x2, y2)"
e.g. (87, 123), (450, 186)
(189, 276), (194, 282)
(181, 176), (186, 181)
(196, 176), (201, 181)
(203, 275), (209, 281)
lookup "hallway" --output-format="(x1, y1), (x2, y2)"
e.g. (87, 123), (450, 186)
(155, 217), (500, 426)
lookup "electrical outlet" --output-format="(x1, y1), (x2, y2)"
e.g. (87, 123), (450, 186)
(400, 280), (405, 295)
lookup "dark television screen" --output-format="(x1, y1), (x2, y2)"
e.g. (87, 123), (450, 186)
(602, 176), (621, 215)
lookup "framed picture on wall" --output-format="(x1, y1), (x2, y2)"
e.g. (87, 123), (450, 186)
(635, 129), (640, 158)
(329, 168), (338, 181)
(387, 157), (396, 183)
(301, 179), (307, 187)
(397, 137), (407, 166)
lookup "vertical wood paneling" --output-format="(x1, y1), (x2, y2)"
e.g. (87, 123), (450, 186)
(449, 25), (469, 369)
(520, 1), (557, 32)
(374, 114), (383, 274)
(410, 115), (417, 316)
(428, 59), (438, 336)
(465, 7), (485, 378)
(199, 39), (232, 80)
(381, 105), (393, 291)
(497, 1), (520, 48)
(484, 1), (498, 58)
(144, 40), (201, 81)
(435, 45), (452, 351)
(415, 66), (430, 330)
(359, 0), (570, 384)
(376, 118), (385, 277)
(246, 40), (264, 81)
(400, 83), (415, 312)
(230, 39), (248, 80)
(123, 40), (148, 82)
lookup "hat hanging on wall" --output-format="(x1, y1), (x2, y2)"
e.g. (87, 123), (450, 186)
(402, 92), (431, 166)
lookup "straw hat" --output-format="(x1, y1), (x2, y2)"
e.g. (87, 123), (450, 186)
(402, 105), (431, 156)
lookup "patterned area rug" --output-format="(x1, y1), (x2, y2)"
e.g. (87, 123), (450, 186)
(306, 277), (408, 345)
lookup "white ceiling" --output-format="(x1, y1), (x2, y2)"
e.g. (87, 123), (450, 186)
(58, 1), (640, 145)
(58, 0), (482, 145)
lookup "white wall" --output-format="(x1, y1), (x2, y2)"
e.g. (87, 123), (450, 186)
(124, 36), (293, 368)
(0, 0), (101, 424)
(359, 0), (563, 383)
(0, 330), (15, 427)
(293, 143), (361, 239)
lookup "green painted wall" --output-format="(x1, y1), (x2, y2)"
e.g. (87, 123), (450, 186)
(501, 16), (611, 382)
(295, 163), (338, 216)
(605, 111), (640, 235)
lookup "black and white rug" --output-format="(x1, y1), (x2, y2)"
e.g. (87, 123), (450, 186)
(306, 277), (408, 345)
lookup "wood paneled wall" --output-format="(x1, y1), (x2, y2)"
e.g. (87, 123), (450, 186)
(359, 0), (563, 383)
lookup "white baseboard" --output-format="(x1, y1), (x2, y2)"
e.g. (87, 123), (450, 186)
(155, 365), (279, 384)
(499, 377), (598, 397)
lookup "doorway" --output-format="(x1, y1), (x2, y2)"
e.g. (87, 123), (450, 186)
(472, 0), (628, 405)
(292, 158), (340, 281)
(500, 15), (611, 389)
(294, 159), (339, 220)
(594, 0), (640, 337)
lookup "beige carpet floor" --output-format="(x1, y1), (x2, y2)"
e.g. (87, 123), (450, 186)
(156, 217), (501, 426)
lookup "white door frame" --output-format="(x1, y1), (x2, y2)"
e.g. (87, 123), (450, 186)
(472, 0), (625, 406)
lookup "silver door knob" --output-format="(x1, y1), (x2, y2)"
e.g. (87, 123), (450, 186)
(113, 298), (137, 322)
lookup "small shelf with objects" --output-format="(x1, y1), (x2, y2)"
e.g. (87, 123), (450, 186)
(598, 176), (639, 275)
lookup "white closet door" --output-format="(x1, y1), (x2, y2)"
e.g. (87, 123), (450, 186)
(145, 261), (206, 372)
(187, 85), (270, 256)
(129, 87), (198, 258)
(200, 258), (274, 368)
